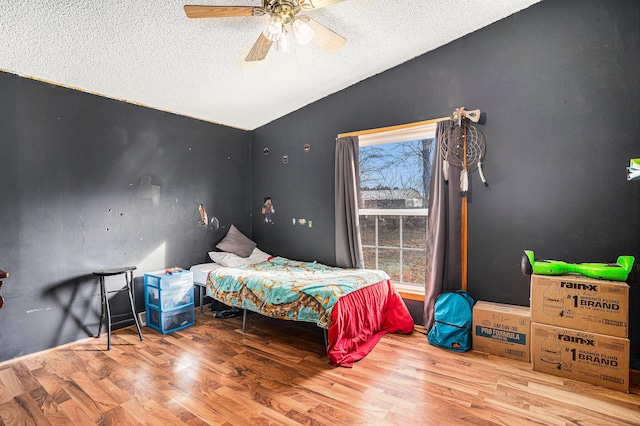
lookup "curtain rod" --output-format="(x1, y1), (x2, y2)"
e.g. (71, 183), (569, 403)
(337, 116), (450, 138)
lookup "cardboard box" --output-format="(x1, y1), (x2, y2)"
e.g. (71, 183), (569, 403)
(530, 274), (628, 337)
(472, 301), (531, 362)
(531, 322), (629, 392)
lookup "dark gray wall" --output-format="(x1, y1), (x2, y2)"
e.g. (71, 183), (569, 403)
(0, 72), (250, 361)
(1, 0), (638, 371)
(250, 106), (337, 265)
(251, 0), (640, 368)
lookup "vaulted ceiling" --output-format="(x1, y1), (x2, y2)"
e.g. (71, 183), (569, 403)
(0, 0), (542, 130)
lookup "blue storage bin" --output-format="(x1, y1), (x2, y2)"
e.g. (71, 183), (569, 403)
(146, 304), (195, 334)
(145, 281), (193, 310)
(144, 269), (193, 289)
(144, 269), (195, 334)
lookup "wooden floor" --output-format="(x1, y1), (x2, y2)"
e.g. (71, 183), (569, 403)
(1, 310), (639, 426)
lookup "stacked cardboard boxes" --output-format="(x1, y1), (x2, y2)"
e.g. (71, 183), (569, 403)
(530, 274), (630, 392)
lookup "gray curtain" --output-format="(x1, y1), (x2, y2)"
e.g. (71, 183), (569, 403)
(335, 136), (364, 268)
(424, 120), (462, 329)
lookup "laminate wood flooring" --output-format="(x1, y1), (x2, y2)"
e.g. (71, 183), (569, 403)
(1, 309), (639, 425)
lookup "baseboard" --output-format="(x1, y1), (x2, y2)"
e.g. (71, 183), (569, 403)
(631, 369), (640, 390)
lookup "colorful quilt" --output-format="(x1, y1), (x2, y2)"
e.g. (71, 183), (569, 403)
(206, 257), (389, 329)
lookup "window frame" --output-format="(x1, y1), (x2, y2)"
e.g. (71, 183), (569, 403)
(358, 122), (436, 290)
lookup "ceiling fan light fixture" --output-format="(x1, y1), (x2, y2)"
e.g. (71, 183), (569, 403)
(292, 19), (315, 45)
(275, 32), (290, 53)
(183, 1), (346, 62)
(263, 15), (284, 41)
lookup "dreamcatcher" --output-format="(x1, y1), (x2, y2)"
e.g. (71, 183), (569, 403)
(440, 107), (487, 193)
(439, 107), (488, 290)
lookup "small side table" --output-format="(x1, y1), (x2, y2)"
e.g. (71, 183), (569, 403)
(93, 266), (144, 350)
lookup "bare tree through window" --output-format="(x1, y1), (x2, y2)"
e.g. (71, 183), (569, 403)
(359, 138), (434, 287)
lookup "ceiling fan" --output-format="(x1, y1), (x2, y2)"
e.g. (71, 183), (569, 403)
(184, 1), (347, 62)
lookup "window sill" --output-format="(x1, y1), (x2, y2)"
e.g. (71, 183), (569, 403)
(393, 283), (424, 301)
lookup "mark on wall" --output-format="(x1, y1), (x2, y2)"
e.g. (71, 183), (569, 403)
(138, 176), (160, 206)
(262, 197), (274, 224)
(304, 144), (310, 152)
(199, 202), (208, 226)
(263, 147), (269, 155)
(282, 155), (288, 164)
(26, 307), (53, 314)
(199, 203), (221, 231)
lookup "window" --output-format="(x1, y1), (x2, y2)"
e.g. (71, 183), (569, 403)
(358, 123), (436, 288)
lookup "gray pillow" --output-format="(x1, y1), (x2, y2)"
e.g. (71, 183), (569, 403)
(215, 225), (257, 258)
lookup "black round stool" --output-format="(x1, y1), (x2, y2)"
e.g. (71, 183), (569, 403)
(93, 266), (143, 349)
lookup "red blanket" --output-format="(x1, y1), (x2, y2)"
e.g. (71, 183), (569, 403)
(327, 279), (414, 367)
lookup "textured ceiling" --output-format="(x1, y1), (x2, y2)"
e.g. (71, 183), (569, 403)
(0, 0), (541, 130)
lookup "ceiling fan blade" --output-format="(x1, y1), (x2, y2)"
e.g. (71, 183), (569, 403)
(304, 18), (346, 54)
(308, 0), (345, 10)
(245, 33), (274, 62)
(184, 5), (256, 18)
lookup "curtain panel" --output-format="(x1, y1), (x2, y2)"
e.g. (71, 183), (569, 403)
(334, 136), (364, 269)
(423, 120), (462, 330)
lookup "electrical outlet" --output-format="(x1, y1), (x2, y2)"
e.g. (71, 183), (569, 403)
(138, 312), (147, 327)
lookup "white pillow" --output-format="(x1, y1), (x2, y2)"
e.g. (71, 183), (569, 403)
(208, 247), (271, 267)
(208, 251), (243, 267)
(246, 247), (272, 264)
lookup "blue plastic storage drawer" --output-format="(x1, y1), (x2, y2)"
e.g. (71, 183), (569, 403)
(146, 304), (195, 334)
(144, 270), (193, 289)
(146, 281), (193, 311)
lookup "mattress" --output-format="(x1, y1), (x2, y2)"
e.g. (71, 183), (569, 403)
(189, 263), (223, 284)
(206, 256), (389, 328)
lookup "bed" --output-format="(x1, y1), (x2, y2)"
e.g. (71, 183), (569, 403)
(190, 225), (414, 367)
